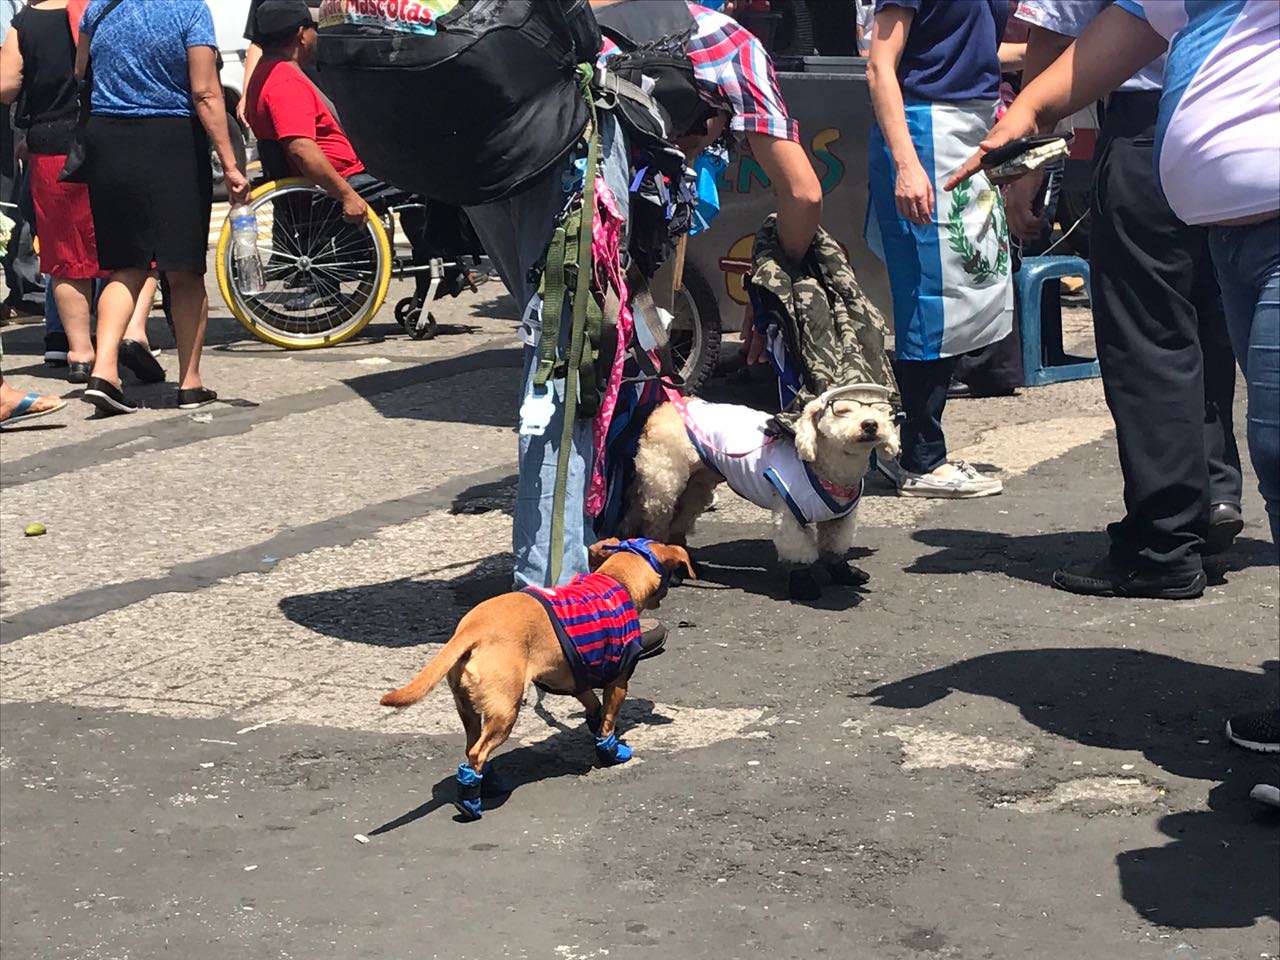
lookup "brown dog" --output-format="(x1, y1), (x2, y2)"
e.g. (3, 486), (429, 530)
(379, 539), (694, 820)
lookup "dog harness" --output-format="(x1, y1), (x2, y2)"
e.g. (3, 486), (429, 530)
(682, 399), (862, 527)
(523, 573), (644, 693)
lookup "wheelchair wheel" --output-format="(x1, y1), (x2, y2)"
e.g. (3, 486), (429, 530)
(215, 178), (392, 349)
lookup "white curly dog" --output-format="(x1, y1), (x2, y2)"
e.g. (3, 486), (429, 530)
(623, 384), (900, 600)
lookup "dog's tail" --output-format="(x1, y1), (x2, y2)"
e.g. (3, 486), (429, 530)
(379, 628), (476, 708)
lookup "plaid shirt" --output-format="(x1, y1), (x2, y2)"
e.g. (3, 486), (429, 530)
(600, 3), (799, 144)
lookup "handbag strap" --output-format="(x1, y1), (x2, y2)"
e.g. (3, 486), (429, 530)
(86, 0), (126, 38)
(76, 0), (126, 119)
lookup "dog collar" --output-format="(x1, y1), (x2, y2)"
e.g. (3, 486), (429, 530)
(818, 475), (862, 502)
(602, 538), (669, 589)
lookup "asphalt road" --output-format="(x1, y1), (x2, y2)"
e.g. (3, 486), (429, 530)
(1, 275), (1277, 960)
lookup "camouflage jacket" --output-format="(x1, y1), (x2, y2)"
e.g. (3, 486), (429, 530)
(750, 215), (898, 435)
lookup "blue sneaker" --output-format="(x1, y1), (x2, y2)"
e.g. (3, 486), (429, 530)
(454, 763), (483, 820)
(595, 733), (633, 765)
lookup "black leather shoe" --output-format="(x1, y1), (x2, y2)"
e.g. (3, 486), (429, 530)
(637, 618), (667, 660)
(1052, 555), (1206, 600)
(1204, 502), (1244, 556)
(66, 361), (91, 384)
(119, 339), (165, 383)
(177, 387), (217, 410)
(83, 377), (138, 415)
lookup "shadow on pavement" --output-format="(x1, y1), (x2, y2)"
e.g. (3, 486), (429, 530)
(367, 694), (671, 831)
(689, 536), (873, 610)
(869, 648), (1280, 929)
(279, 553), (513, 647)
(907, 527), (1276, 587)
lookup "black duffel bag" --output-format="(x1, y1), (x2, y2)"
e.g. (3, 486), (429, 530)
(314, 0), (601, 206)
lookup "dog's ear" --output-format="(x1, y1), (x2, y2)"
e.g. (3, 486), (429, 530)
(792, 398), (825, 463)
(587, 538), (621, 571)
(651, 543), (697, 581)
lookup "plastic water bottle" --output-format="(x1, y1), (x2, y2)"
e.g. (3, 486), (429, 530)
(229, 204), (265, 296)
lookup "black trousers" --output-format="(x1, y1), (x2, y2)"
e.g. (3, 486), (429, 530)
(1090, 91), (1241, 575)
(897, 356), (959, 475)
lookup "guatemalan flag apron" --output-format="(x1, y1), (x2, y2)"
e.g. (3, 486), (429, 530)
(865, 98), (1014, 361)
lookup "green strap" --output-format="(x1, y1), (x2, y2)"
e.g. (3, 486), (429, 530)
(535, 221), (569, 388)
(548, 79), (601, 585)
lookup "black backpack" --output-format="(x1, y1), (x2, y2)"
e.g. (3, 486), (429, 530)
(592, 0), (719, 146)
(314, 0), (601, 206)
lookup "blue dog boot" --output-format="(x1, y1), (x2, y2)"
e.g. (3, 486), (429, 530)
(479, 763), (511, 798)
(454, 763), (483, 820)
(595, 733), (633, 766)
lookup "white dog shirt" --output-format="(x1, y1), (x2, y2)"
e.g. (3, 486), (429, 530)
(681, 400), (862, 526)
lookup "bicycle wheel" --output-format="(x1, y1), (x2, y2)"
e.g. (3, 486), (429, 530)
(215, 178), (392, 349)
(670, 263), (723, 396)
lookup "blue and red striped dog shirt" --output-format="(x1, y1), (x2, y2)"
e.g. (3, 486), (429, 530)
(522, 573), (644, 693)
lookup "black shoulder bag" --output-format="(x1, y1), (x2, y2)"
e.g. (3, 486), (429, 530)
(58, 0), (127, 184)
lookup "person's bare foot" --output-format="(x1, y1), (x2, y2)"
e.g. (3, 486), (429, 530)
(0, 382), (66, 424)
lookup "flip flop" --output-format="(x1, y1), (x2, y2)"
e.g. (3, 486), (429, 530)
(0, 392), (66, 431)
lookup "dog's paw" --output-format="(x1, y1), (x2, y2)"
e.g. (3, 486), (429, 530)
(788, 569), (823, 602)
(595, 733), (633, 765)
(827, 561), (871, 587)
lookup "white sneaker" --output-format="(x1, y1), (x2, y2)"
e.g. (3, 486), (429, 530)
(1250, 783), (1280, 808)
(898, 459), (1003, 499)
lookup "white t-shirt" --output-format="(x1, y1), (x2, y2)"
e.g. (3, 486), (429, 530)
(1117, 0), (1280, 225)
(683, 400), (862, 526)
(1014, 0), (1166, 91)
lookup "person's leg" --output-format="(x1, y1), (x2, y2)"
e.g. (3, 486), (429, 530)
(163, 271), (209, 392)
(43, 277), (69, 365)
(1210, 221), (1280, 551)
(53, 278), (95, 365)
(123, 273), (158, 347)
(89, 268), (150, 387)
(1085, 97), (1211, 579)
(464, 115), (629, 587)
(1192, 247), (1245, 551)
(897, 358), (955, 475)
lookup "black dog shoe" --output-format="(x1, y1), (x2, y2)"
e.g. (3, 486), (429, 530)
(827, 561), (871, 587)
(1052, 555), (1206, 600)
(788, 568), (822, 602)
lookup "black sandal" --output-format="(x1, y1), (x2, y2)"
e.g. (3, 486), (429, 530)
(177, 387), (217, 410)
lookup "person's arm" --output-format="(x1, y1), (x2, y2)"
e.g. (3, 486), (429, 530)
(0, 24), (22, 104)
(1001, 24), (1074, 240)
(998, 41), (1026, 71)
(747, 133), (823, 262)
(946, 5), (1167, 190)
(237, 43), (262, 125)
(865, 6), (932, 225)
(188, 45), (250, 204)
(74, 29), (89, 80)
(282, 137), (368, 223)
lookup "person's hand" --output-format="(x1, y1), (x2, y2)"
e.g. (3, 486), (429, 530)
(341, 192), (369, 225)
(223, 164), (250, 205)
(740, 300), (768, 366)
(945, 102), (1040, 192)
(895, 160), (934, 225)
(235, 96), (249, 127)
(1004, 168), (1047, 242)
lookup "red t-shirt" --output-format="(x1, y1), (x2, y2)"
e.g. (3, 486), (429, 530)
(245, 60), (365, 179)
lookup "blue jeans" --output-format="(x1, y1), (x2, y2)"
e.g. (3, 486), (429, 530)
(465, 115), (631, 588)
(1209, 218), (1280, 551)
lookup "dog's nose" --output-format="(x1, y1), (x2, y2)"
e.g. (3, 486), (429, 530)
(860, 419), (879, 435)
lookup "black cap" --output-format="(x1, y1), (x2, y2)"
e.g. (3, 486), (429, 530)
(255, 0), (317, 37)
